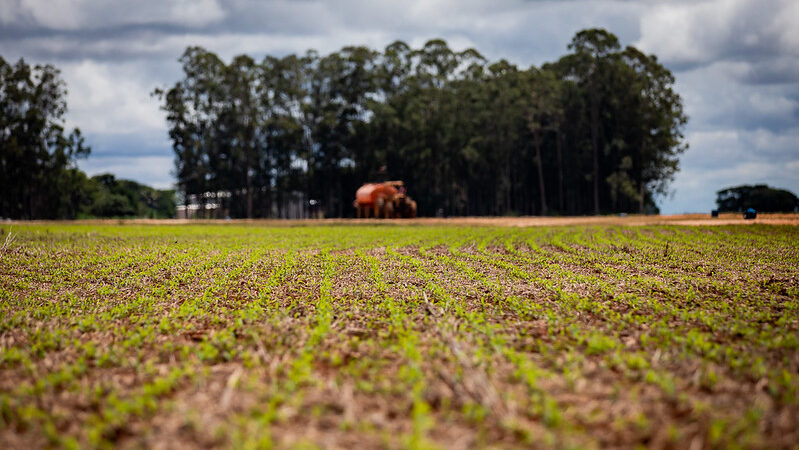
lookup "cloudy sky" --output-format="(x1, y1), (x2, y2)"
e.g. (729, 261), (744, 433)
(2, 0), (798, 214)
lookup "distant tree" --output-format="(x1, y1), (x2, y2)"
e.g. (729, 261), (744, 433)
(0, 56), (90, 219)
(83, 174), (176, 218)
(620, 47), (688, 213)
(558, 29), (621, 215)
(526, 68), (564, 216)
(303, 46), (378, 217)
(157, 30), (687, 218)
(716, 185), (799, 213)
(554, 29), (687, 215)
(154, 47), (224, 217)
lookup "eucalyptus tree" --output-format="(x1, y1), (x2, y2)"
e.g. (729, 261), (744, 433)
(222, 54), (259, 217)
(621, 47), (688, 213)
(304, 47), (378, 217)
(558, 28), (621, 215)
(442, 48), (488, 215)
(473, 60), (526, 215)
(155, 47), (227, 216)
(401, 40), (492, 215)
(0, 56), (90, 219)
(526, 67), (565, 216)
(408, 39), (460, 213)
(257, 53), (307, 216)
(156, 29), (687, 218)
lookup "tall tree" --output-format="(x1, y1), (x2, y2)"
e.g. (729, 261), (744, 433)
(224, 54), (259, 218)
(527, 68), (564, 216)
(559, 29), (621, 215)
(156, 31), (687, 219)
(155, 47), (226, 216)
(0, 56), (90, 219)
(716, 185), (798, 213)
(621, 47), (688, 212)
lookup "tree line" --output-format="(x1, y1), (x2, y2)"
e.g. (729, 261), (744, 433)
(1, 56), (89, 219)
(716, 185), (798, 213)
(0, 56), (175, 219)
(156, 28), (688, 218)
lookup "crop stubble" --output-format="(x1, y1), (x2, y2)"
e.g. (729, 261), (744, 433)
(0, 223), (797, 449)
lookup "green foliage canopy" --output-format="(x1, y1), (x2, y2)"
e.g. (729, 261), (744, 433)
(716, 184), (799, 213)
(153, 28), (688, 218)
(0, 56), (177, 219)
(0, 56), (90, 219)
(84, 174), (176, 219)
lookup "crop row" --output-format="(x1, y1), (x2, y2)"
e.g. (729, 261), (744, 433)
(0, 223), (797, 448)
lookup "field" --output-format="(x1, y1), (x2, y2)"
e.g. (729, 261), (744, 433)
(1, 220), (798, 449)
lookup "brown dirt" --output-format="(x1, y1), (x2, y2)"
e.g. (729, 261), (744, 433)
(8, 212), (799, 227)
(2, 223), (797, 449)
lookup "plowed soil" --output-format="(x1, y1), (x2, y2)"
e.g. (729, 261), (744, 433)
(1, 222), (797, 449)
(11, 212), (799, 227)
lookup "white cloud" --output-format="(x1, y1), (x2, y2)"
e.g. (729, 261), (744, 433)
(660, 126), (799, 213)
(663, 161), (799, 213)
(636, 0), (799, 68)
(748, 92), (795, 117)
(78, 156), (174, 189)
(675, 61), (798, 131)
(2, 0), (225, 29)
(773, 0), (799, 50)
(636, 2), (719, 65)
(170, 0), (226, 27)
(3, 0), (797, 203)
(60, 60), (166, 135)
(17, 0), (85, 29)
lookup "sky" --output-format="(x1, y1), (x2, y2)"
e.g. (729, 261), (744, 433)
(1, 0), (798, 214)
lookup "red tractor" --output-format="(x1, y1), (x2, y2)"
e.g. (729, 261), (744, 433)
(354, 181), (417, 218)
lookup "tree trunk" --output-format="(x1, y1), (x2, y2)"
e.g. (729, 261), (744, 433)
(590, 86), (600, 215)
(246, 163), (253, 219)
(26, 184), (33, 220)
(556, 128), (564, 214)
(639, 140), (647, 214)
(639, 180), (645, 214)
(336, 171), (343, 218)
(533, 129), (548, 216)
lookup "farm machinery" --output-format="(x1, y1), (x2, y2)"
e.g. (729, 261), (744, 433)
(354, 181), (417, 218)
